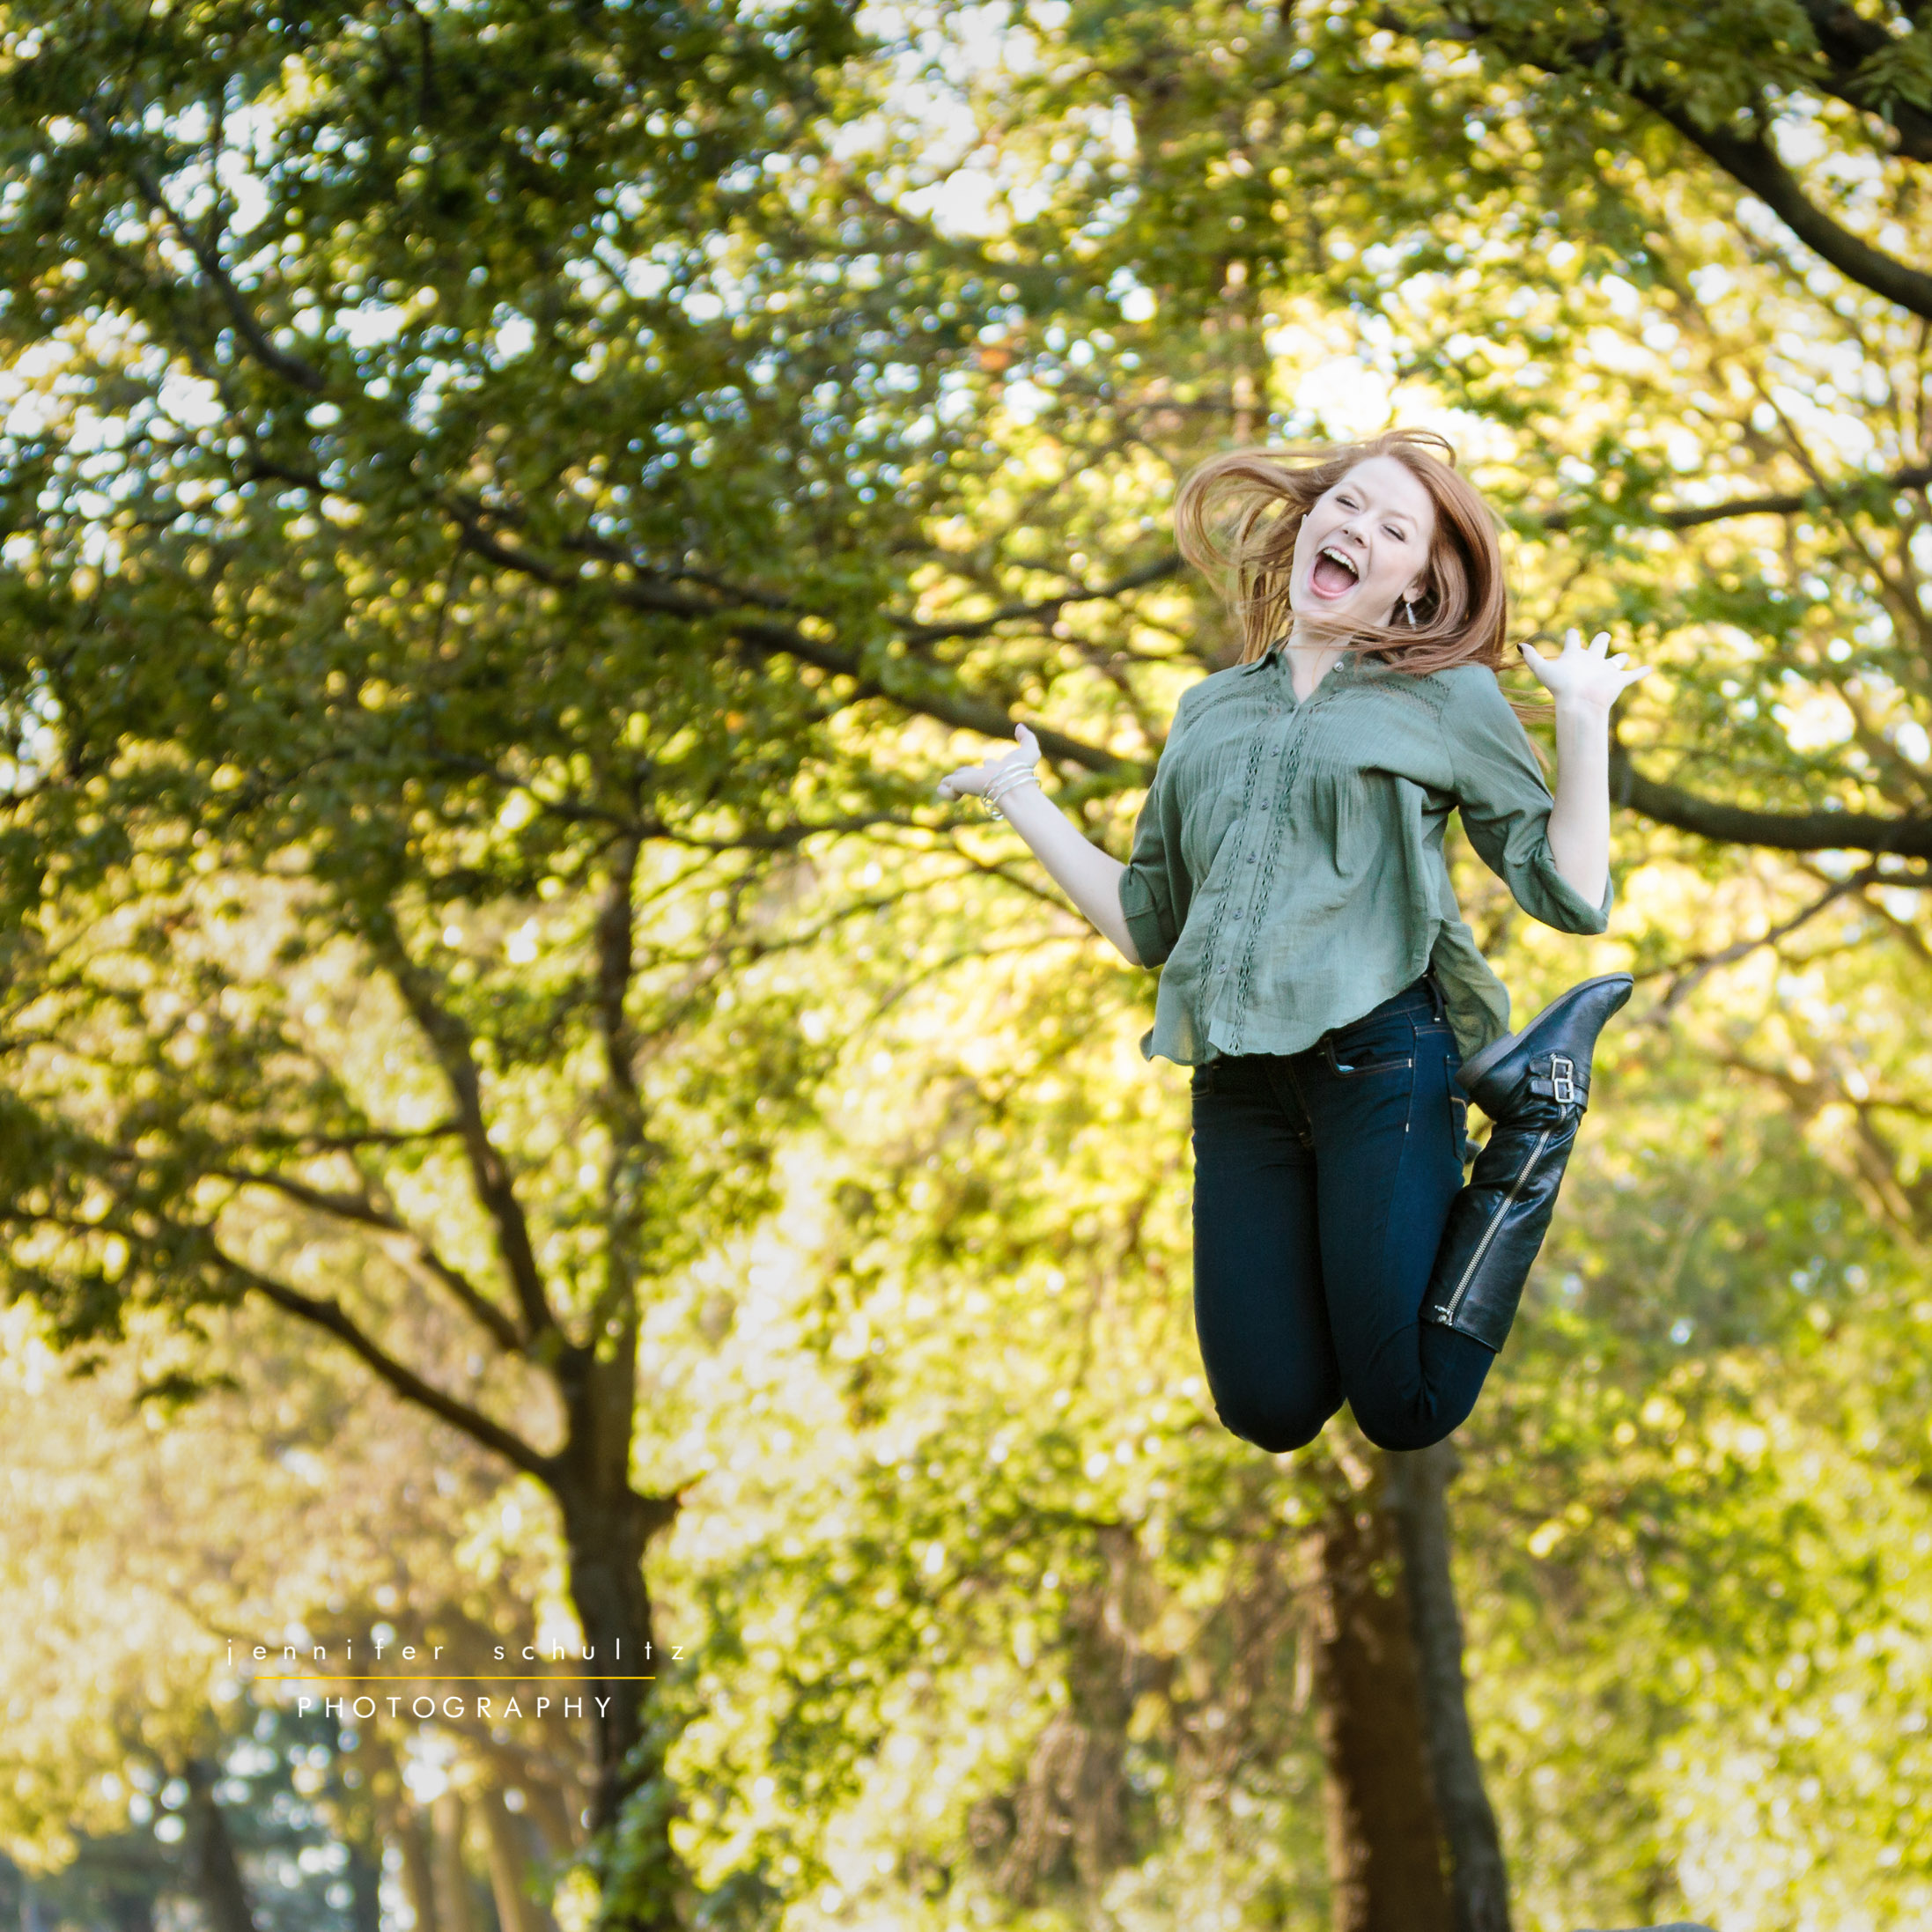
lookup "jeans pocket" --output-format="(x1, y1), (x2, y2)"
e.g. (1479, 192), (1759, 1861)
(1324, 1017), (1416, 1079)
(1325, 1046), (1414, 1080)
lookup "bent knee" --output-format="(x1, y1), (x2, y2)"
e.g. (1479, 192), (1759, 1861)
(1348, 1400), (1462, 1454)
(1215, 1395), (1335, 1456)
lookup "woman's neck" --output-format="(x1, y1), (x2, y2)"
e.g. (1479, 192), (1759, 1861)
(1284, 617), (1347, 702)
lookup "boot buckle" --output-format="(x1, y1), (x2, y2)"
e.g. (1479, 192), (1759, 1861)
(1550, 1056), (1577, 1106)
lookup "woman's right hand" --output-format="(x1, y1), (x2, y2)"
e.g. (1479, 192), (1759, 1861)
(933, 719), (1139, 962)
(936, 722), (1041, 802)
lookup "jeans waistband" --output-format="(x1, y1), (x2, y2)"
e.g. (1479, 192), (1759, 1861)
(1340, 973), (1446, 1029)
(1199, 976), (1449, 1080)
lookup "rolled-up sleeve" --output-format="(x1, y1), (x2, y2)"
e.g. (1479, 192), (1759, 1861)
(1446, 667), (1612, 934)
(1117, 743), (1187, 968)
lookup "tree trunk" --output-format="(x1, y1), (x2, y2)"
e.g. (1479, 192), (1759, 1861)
(398, 1817), (439, 1932)
(431, 1795), (474, 1932)
(994, 1524), (1160, 1904)
(1308, 1490), (1454, 1932)
(346, 1843), (384, 1932)
(540, 1305), (680, 1932)
(482, 1792), (553, 1932)
(557, 1490), (658, 1830)
(554, 1475), (678, 1932)
(180, 1759), (259, 1932)
(1385, 1442), (1514, 1932)
(107, 1883), (157, 1932)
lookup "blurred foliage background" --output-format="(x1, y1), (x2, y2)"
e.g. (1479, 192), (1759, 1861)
(4, 2), (1932, 1929)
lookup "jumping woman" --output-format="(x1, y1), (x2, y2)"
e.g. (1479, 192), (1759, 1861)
(937, 431), (1648, 1453)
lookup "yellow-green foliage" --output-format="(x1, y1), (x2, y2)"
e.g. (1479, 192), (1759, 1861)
(5, 3), (1932, 1929)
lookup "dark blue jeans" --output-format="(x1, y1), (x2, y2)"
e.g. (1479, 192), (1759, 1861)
(1189, 977), (1497, 1453)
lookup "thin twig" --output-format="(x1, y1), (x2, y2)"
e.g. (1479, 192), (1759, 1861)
(1639, 867), (1881, 1022)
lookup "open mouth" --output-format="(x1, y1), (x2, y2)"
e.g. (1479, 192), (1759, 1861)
(1309, 544), (1361, 598)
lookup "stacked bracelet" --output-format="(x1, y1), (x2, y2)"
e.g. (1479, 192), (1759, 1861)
(980, 763), (1042, 821)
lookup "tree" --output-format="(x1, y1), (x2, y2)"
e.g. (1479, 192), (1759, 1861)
(0, 4), (905, 1921)
(12, 3), (1932, 1927)
(856, 4), (1932, 1915)
(0, 1276), (600, 1930)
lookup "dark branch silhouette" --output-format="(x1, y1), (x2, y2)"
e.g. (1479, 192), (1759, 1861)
(362, 907), (563, 1346)
(1797, 0), (1932, 161)
(107, 137), (329, 394)
(1623, 83), (1932, 320)
(211, 1164), (525, 1354)
(219, 1251), (556, 1479)
(1611, 746), (1932, 858)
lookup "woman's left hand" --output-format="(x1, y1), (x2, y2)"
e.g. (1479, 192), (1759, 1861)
(937, 722), (1041, 802)
(1519, 629), (1651, 712)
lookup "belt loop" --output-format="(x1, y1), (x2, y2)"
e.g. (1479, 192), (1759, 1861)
(1425, 970), (1448, 1023)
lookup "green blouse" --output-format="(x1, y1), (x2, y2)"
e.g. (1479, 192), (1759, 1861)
(1117, 645), (1611, 1066)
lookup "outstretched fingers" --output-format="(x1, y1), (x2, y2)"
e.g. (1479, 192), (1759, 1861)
(936, 720), (1039, 801)
(1519, 629), (1652, 709)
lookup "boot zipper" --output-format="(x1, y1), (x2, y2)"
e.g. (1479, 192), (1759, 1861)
(1437, 1128), (1553, 1324)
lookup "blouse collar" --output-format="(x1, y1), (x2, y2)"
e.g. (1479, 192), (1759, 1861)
(1242, 642), (1372, 680)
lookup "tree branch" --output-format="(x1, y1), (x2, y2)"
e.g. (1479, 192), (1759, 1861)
(445, 442), (1932, 854)
(1539, 460), (1932, 532)
(1611, 744), (1932, 856)
(896, 555), (1184, 645)
(1622, 82), (1932, 318)
(1390, 8), (1932, 308)
(219, 1251), (556, 1480)
(247, 1124), (465, 1154)
(439, 504), (1144, 777)
(638, 812), (918, 852)
(108, 137), (328, 394)
(211, 1166), (524, 1354)
(1798, 0), (1932, 161)
(1712, 1044), (1931, 1238)
(360, 909), (560, 1346)
(377, 423), (1932, 815)
(1637, 866), (1879, 1022)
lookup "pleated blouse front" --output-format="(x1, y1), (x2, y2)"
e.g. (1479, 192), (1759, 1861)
(1116, 646), (1612, 1066)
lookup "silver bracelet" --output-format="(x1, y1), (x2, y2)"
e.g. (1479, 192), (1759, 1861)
(980, 764), (1042, 821)
(984, 763), (1039, 802)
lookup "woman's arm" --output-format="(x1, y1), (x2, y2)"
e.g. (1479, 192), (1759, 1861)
(937, 724), (1142, 963)
(1521, 630), (1651, 909)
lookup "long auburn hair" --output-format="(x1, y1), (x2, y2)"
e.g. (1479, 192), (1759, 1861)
(1174, 430), (1509, 673)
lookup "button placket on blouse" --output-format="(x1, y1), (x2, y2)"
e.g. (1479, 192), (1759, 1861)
(1223, 692), (1289, 966)
(1206, 653), (1353, 1051)
(1231, 679), (1328, 1027)
(1235, 692), (1290, 919)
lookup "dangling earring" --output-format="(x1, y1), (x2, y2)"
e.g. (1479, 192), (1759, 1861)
(1400, 597), (1419, 628)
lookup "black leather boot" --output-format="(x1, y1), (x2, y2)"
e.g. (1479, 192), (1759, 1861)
(1422, 974), (1633, 1353)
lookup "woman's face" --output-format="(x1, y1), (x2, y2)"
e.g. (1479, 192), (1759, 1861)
(1290, 454), (1436, 627)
